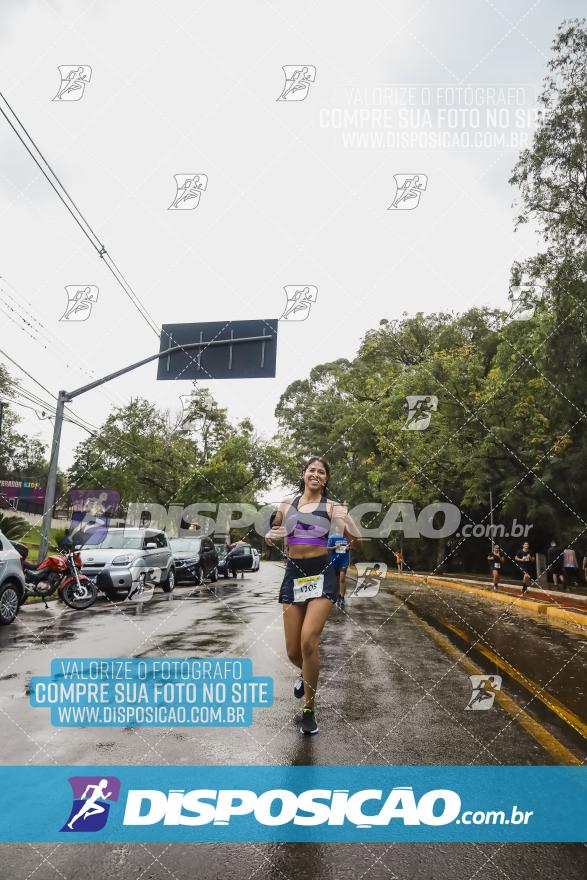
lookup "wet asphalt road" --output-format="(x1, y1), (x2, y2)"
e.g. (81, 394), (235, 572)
(0, 562), (585, 879)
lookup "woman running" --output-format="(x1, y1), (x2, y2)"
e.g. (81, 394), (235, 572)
(487, 544), (505, 591)
(265, 455), (359, 735)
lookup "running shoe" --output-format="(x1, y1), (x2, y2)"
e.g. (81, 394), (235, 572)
(521, 584), (529, 594)
(300, 707), (318, 735)
(294, 674), (304, 699)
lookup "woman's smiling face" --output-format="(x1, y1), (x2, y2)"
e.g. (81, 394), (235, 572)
(304, 459), (328, 492)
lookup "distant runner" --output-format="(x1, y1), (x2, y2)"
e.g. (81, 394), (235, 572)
(327, 531), (350, 609)
(487, 544), (505, 591)
(514, 542), (535, 594)
(265, 455), (359, 735)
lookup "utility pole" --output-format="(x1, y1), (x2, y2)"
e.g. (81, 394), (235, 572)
(0, 400), (6, 443)
(0, 401), (7, 479)
(38, 334), (273, 559)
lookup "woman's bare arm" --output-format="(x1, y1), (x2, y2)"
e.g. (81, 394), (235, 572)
(265, 496), (294, 546)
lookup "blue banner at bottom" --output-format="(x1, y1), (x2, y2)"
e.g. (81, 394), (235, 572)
(0, 766), (585, 842)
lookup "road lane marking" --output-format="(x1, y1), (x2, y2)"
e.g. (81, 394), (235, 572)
(445, 623), (587, 741)
(397, 604), (582, 765)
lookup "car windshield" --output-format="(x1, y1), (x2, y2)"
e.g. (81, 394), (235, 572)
(170, 538), (202, 552)
(83, 533), (143, 550)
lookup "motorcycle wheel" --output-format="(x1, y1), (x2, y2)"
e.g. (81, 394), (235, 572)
(60, 579), (97, 610)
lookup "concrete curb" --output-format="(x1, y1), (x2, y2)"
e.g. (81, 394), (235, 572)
(380, 571), (587, 634)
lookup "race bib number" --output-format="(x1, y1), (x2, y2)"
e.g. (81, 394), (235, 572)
(293, 574), (324, 603)
(494, 562), (500, 569)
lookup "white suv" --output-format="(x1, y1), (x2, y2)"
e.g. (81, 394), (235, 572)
(79, 528), (175, 599)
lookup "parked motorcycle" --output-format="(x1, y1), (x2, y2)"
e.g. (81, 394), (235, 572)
(13, 538), (97, 610)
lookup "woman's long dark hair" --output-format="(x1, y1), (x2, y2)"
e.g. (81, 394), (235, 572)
(297, 455), (331, 496)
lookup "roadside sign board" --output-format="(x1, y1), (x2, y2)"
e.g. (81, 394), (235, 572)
(157, 319), (278, 380)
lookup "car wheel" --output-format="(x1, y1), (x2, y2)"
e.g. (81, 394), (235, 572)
(223, 570), (229, 579)
(162, 567), (176, 593)
(0, 582), (20, 625)
(210, 566), (218, 583)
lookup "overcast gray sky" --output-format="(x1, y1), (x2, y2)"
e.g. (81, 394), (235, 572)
(0, 0), (584, 479)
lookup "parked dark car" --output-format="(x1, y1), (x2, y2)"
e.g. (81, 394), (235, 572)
(169, 536), (218, 585)
(218, 543), (255, 579)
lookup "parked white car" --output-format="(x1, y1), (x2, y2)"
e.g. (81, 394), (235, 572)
(79, 528), (175, 599)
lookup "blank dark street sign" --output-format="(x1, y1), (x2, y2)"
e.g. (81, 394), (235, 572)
(157, 319), (278, 380)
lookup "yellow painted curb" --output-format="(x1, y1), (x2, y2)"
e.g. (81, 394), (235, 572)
(386, 571), (587, 633)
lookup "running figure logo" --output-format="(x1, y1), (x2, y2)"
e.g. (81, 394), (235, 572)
(126, 569), (158, 603)
(60, 286), (99, 322)
(68, 489), (120, 546)
(61, 776), (120, 832)
(349, 563), (387, 598)
(279, 286), (318, 321)
(507, 281), (540, 321)
(168, 174), (208, 210)
(277, 66), (316, 101)
(465, 675), (502, 710)
(179, 394), (197, 428)
(403, 395), (438, 431)
(53, 66), (92, 101)
(388, 174), (428, 211)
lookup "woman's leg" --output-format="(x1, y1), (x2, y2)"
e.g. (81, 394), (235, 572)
(282, 603), (305, 669)
(300, 598), (333, 709)
(339, 568), (347, 598)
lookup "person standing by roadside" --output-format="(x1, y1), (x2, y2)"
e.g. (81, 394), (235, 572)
(514, 542), (535, 594)
(563, 544), (580, 591)
(265, 455), (359, 736)
(546, 540), (565, 590)
(487, 544), (505, 591)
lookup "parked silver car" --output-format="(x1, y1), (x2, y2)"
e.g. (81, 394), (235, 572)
(0, 529), (26, 624)
(78, 528), (175, 599)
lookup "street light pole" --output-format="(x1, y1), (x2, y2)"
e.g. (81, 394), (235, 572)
(38, 335), (273, 558)
(40, 391), (66, 557)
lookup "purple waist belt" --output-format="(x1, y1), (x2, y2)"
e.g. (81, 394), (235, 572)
(288, 536), (328, 546)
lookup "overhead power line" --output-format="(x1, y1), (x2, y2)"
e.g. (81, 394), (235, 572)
(0, 89), (161, 337)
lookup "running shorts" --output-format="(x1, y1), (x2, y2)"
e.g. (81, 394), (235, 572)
(278, 554), (340, 605)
